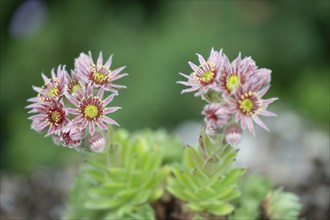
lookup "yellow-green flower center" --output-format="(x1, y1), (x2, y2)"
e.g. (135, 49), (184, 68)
(93, 71), (108, 84)
(241, 99), (254, 112)
(71, 83), (82, 94)
(47, 86), (59, 98)
(195, 71), (215, 84)
(226, 75), (239, 92)
(51, 111), (61, 123)
(84, 104), (99, 119)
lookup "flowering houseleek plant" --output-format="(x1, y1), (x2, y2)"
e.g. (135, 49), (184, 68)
(26, 49), (302, 220)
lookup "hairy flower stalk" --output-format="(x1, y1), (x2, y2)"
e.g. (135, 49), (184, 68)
(26, 51), (126, 151)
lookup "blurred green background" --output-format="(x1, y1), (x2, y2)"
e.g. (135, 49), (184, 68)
(0, 0), (329, 174)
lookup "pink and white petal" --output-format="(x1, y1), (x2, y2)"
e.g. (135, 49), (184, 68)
(87, 84), (93, 97)
(194, 90), (204, 97)
(188, 62), (199, 72)
(75, 88), (85, 99)
(80, 120), (88, 129)
(26, 102), (41, 109)
(102, 116), (119, 126)
(109, 83), (126, 89)
(76, 60), (90, 74)
(181, 87), (199, 94)
(41, 73), (51, 85)
(97, 52), (103, 66)
(32, 86), (42, 93)
(110, 72), (128, 81)
(197, 54), (207, 65)
(66, 108), (80, 115)
(103, 107), (121, 114)
(258, 85), (270, 97)
(259, 109), (277, 117)
(105, 54), (113, 68)
(63, 118), (70, 125)
(177, 80), (193, 86)
(95, 120), (107, 130)
(252, 115), (269, 131)
(262, 97), (278, 105)
(97, 87), (104, 99)
(27, 97), (40, 102)
(71, 116), (84, 125)
(28, 114), (45, 120)
(89, 121), (96, 135)
(245, 117), (255, 136)
(66, 95), (80, 107)
(45, 126), (56, 136)
(240, 115), (247, 129)
(111, 66), (126, 76)
(232, 53), (241, 71)
(32, 121), (48, 131)
(179, 72), (191, 79)
(103, 86), (118, 93)
(103, 94), (115, 106)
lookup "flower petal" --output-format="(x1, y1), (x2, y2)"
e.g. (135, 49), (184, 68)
(71, 116), (84, 125)
(252, 115), (269, 131)
(259, 109), (277, 117)
(95, 120), (107, 130)
(104, 54), (113, 68)
(245, 117), (255, 136)
(111, 66), (126, 76)
(97, 87), (104, 99)
(103, 94), (115, 106)
(103, 107), (121, 114)
(97, 51), (103, 66)
(89, 121), (95, 135)
(188, 62), (199, 72)
(102, 116), (119, 126)
(66, 108), (80, 115)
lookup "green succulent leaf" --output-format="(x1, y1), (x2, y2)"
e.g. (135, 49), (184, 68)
(265, 188), (302, 220)
(64, 129), (181, 219)
(167, 135), (245, 218)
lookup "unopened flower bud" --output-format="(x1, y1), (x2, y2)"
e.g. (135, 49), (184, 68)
(225, 124), (242, 147)
(87, 132), (106, 152)
(202, 103), (230, 136)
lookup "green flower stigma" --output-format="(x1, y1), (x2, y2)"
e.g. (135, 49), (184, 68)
(51, 111), (61, 123)
(195, 70), (215, 84)
(71, 83), (82, 94)
(84, 104), (99, 119)
(226, 75), (239, 92)
(240, 99), (254, 112)
(47, 86), (59, 98)
(92, 71), (108, 84)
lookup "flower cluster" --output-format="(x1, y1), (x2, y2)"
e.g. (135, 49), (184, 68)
(178, 48), (277, 144)
(26, 52), (127, 152)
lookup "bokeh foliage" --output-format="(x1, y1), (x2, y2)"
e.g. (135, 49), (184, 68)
(0, 0), (329, 173)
